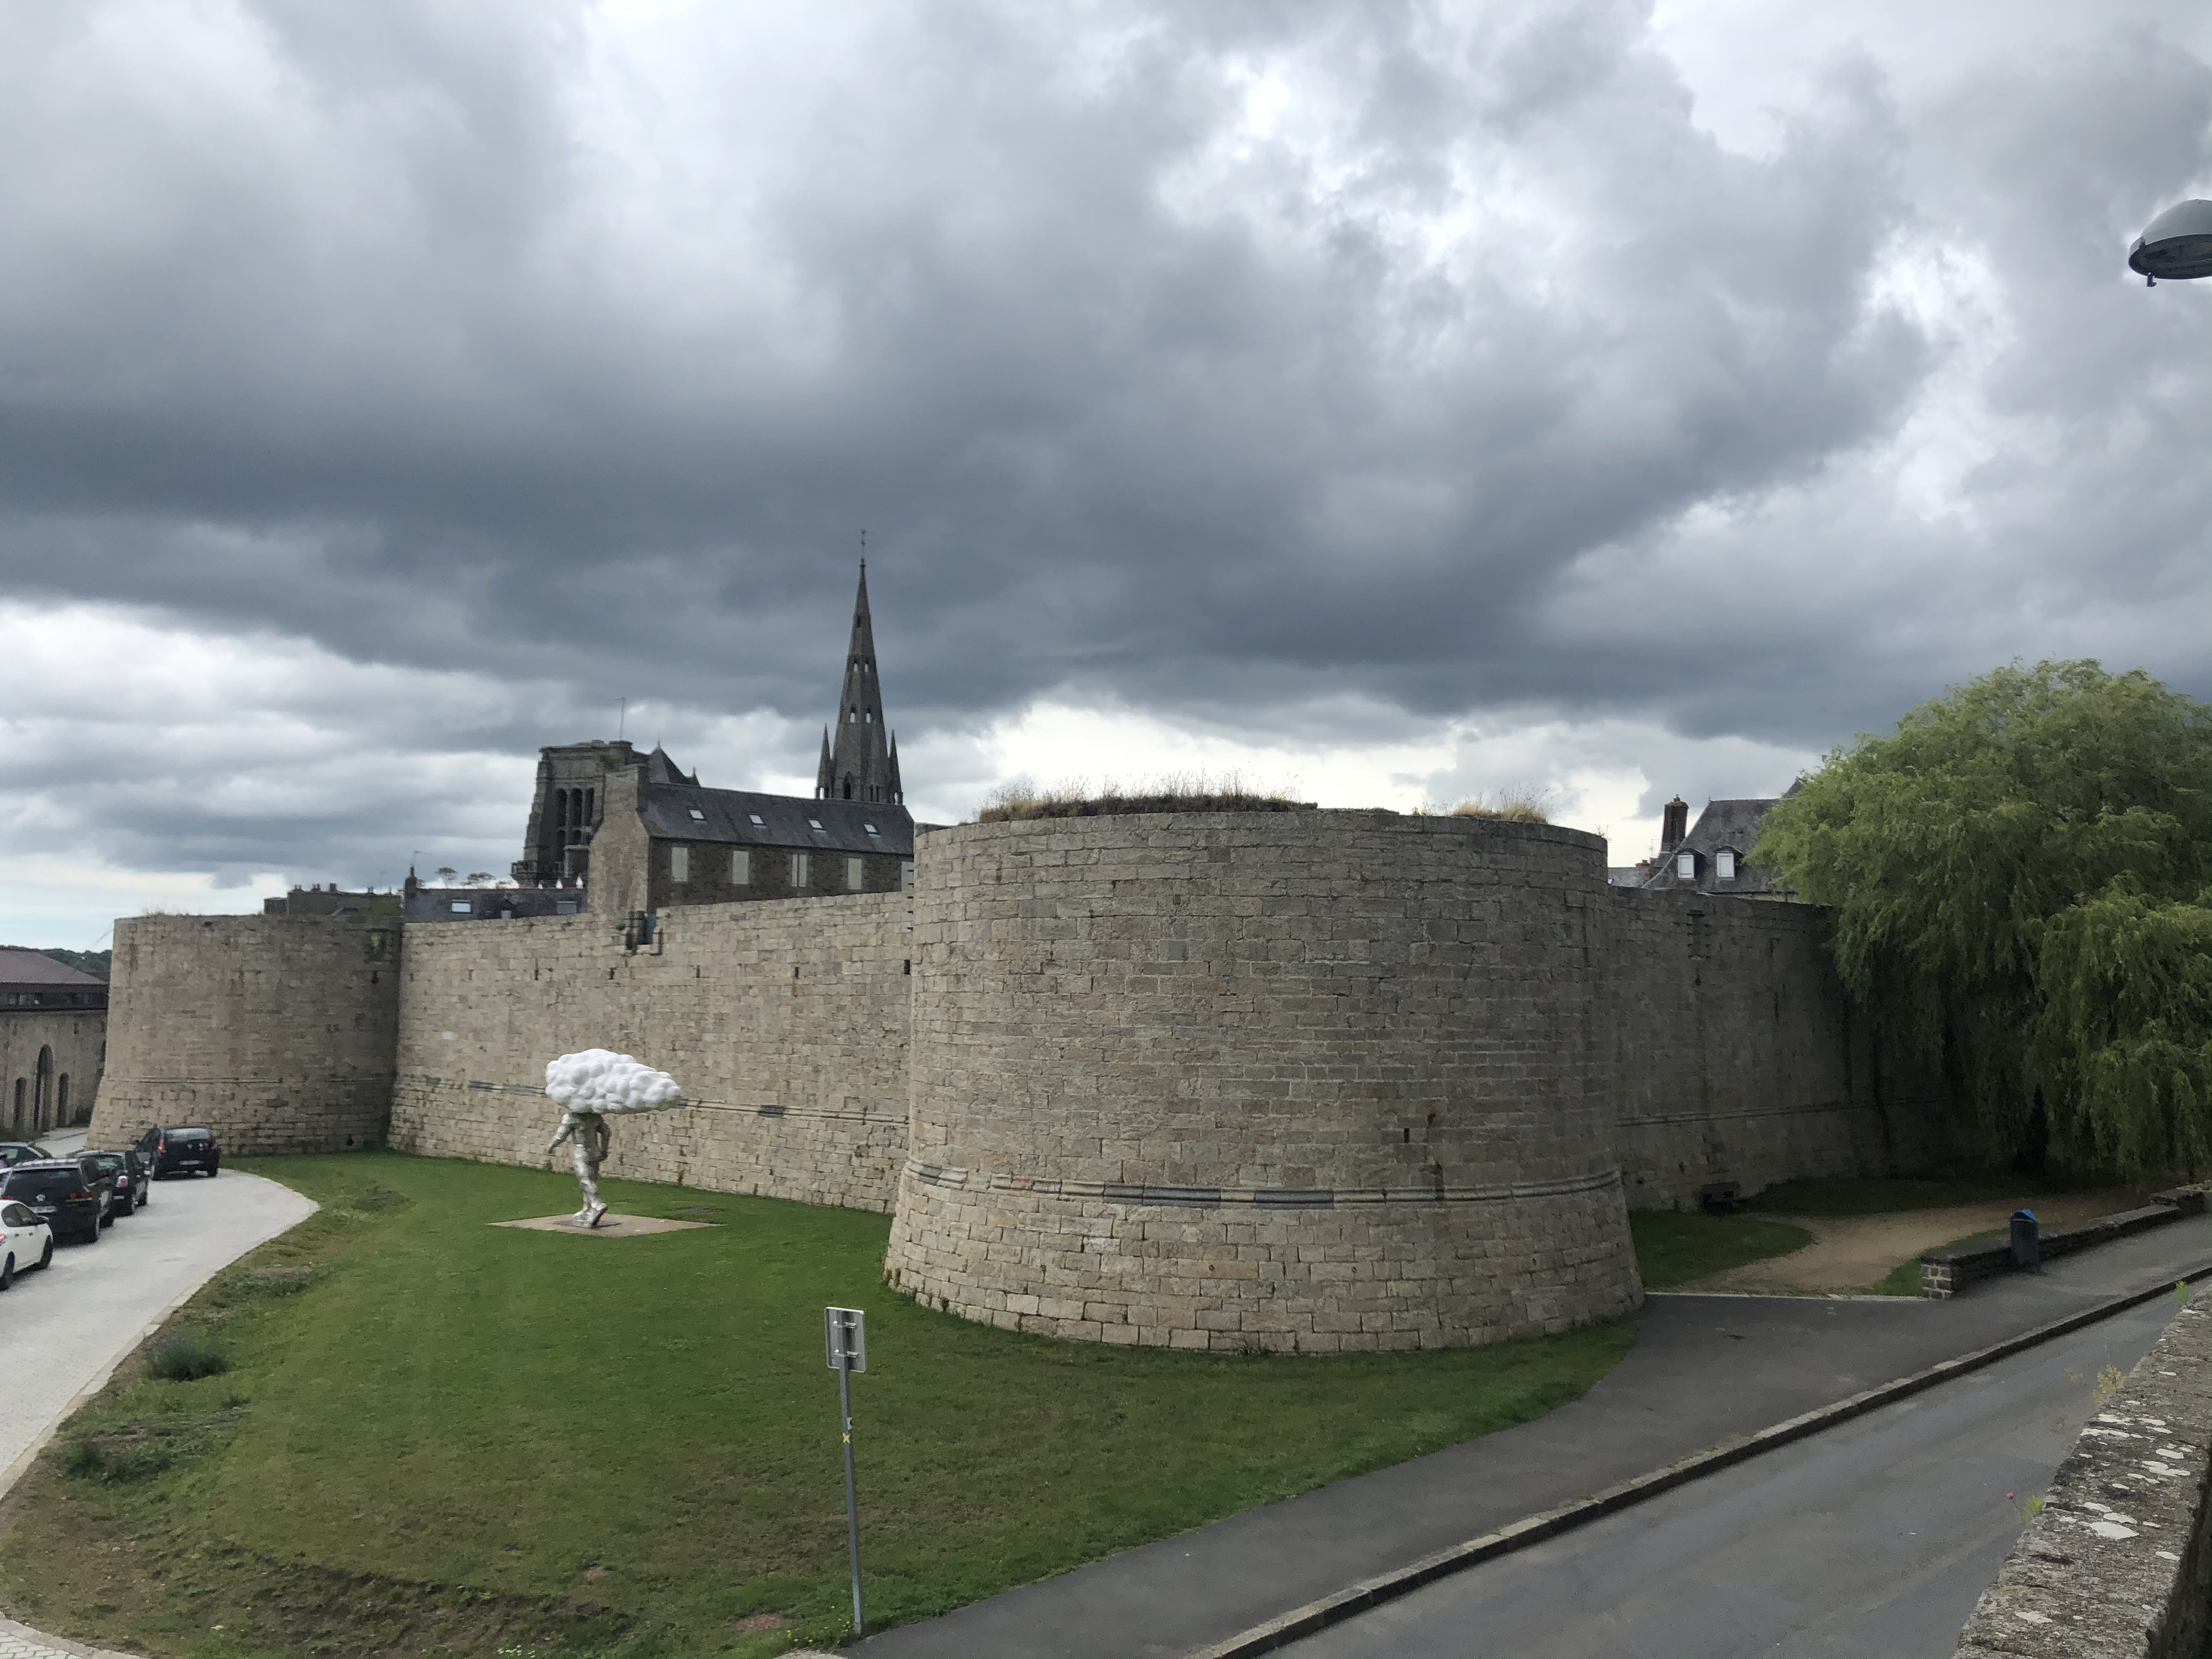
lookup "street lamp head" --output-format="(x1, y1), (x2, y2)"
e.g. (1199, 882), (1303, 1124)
(2129, 199), (2212, 283)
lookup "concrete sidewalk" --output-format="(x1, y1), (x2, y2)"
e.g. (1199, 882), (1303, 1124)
(854, 1214), (2212, 1659)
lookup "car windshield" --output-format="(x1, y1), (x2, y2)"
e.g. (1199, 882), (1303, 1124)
(87, 1153), (124, 1173)
(169, 1129), (214, 1144)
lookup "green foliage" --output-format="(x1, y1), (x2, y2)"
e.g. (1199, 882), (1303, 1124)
(1757, 661), (2212, 1173)
(1627, 1210), (1812, 1288)
(144, 1330), (229, 1381)
(980, 772), (1316, 821)
(1747, 1172), (2099, 1215)
(25, 946), (111, 979)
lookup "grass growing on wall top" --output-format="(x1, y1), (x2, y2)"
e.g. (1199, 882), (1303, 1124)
(0, 1155), (1634, 1659)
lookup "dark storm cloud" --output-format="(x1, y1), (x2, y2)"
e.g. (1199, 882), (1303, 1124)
(2, 0), (2210, 904)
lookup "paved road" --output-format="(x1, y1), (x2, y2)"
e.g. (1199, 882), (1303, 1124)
(0, 1167), (316, 1492)
(857, 1215), (2212, 1659)
(1284, 1296), (2177, 1658)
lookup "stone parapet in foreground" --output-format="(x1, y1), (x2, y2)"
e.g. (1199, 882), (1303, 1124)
(1954, 1301), (2212, 1657)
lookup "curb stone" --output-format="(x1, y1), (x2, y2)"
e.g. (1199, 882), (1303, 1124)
(1187, 1261), (2212, 1659)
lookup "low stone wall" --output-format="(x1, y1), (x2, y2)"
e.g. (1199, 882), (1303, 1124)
(386, 894), (911, 1212)
(1921, 1191), (2207, 1297)
(1953, 1301), (2212, 1657)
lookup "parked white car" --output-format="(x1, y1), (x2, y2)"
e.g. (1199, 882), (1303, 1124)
(0, 1199), (54, 1288)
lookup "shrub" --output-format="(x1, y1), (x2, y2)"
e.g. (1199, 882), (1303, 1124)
(978, 773), (1316, 822)
(1445, 790), (1552, 825)
(65, 1438), (173, 1484)
(145, 1330), (229, 1381)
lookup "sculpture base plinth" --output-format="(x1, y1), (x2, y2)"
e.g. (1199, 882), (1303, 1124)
(491, 1213), (715, 1237)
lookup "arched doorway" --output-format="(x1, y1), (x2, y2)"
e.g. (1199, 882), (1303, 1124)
(33, 1046), (53, 1133)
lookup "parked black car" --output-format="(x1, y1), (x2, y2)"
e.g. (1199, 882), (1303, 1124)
(0, 1142), (55, 1168)
(0, 1157), (113, 1244)
(85, 1148), (151, 1214)
(137, 1125), (222, 1178)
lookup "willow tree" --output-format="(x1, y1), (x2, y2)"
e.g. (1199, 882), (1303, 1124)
(1756, 661), (2212, 1174)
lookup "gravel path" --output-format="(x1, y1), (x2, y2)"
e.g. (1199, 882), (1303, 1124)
(0, 1168), (316, 1658)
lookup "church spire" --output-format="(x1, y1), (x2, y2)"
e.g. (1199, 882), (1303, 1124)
(818, 560), (903, 805)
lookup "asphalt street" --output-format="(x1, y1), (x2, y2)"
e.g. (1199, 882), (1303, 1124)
(857, 1215), (2212, 1659)
(0, 1164), (316, 1495)
(1283, 1296), (2178, 1658)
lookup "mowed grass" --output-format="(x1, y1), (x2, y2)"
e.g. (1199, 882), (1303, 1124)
(1747, 1172), (2112, 1217)
(0, 1154), (1634, 1659)
(1627, 1210), (1813, 1289)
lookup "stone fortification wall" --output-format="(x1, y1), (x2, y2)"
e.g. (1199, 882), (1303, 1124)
(2, 1006), (106, 1134)
(1607, 890), (1953, 1210)
(883, 811), (1644, 1354)
(87, 915), (399, 1154)
(1953, 1301), (2212, 1658)
(386, 894), (910, 1212)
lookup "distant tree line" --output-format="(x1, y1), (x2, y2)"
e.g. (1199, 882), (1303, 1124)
(1759, 661), (2212, 1176)
(29, 947), (112, 979)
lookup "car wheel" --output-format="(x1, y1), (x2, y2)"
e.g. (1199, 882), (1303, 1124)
(100, 1207), (114, 1229)
(81, 1220), (100, 1244)
(210, 1167), (220, 1178)
(38, 1238), (53, 1269)
(1, 1254), (13, 1291)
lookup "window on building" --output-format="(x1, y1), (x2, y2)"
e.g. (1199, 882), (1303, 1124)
(792, 852), (811, 888)
(863, 823), (878, 836)
(731, 849), (752, 885)
(847, 857), (865, 890)
(670, 846), (690, 882)
(808, 818), (825, 831)
(9, 1078), (20, 1129)
(1676, 851), (1695, 879)
(749, 813), (765, 826)
(56, 1076), (67, 1120)
(1715, 849), (1736, 880)
(450, 900), (472, 913)
(555, 900), (578, 915)
(688, 808), (706, 820)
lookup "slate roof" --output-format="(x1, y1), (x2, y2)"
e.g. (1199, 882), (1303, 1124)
(0, 948), (107, 990)
(637, 786), (914, 858)
(1641, 797), (1791, 896)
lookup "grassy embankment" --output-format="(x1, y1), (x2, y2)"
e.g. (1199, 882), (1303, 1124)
(1625, 1211), (1814, 1289)
(0, 1154), (1635, 1659)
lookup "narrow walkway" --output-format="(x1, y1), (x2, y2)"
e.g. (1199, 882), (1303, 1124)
(855, 1215), (2212, 1659)
(0, 1170), (315, 1659)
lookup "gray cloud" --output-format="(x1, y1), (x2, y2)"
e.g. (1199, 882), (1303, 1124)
(1, 0), (2209, 913)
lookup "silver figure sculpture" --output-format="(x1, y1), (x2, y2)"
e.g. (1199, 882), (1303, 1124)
(547, 1108), (614, 1228)
(542, 1048), (686, 1228)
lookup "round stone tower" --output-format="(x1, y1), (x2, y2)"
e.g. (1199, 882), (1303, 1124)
(884, 810), (1641, 1353)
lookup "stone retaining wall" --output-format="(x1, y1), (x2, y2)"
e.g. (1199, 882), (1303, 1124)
(1954, 1300), (2212, 1657)
(87, 915), (399, 1155)
(385, 894), (910, 1212)
(883, 812), (1644, 1352)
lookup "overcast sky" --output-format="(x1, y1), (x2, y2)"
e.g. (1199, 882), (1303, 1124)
(4, 0), (2211, 943)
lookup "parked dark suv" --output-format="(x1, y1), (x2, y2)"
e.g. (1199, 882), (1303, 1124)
(0, 1157), (113, 1244)
(85, 1149), (152, 1215)
(137, 1125), (222, 1178)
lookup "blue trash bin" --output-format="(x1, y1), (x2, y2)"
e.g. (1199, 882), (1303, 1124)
(2010, 1209), (2041, 1274)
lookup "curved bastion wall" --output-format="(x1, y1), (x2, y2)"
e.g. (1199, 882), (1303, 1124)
(883, 811), (1644, 1353)
(87, 914), (400, 1155)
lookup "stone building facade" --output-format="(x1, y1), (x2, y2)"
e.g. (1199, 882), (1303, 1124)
(1, 948), (106, 1136)
(89, 808), (1952, 1354)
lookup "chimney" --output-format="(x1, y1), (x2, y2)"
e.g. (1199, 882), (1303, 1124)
(1661, 797), (1689, 852)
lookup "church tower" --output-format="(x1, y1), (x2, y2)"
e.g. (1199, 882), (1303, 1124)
(816, 562), (904, 805)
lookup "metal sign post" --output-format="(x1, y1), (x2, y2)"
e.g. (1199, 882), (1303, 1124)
(825, 1306), (868, 1634)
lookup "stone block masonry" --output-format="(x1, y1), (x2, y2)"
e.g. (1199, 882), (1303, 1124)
(87, 915), (400, 1155)
(387, 893), (911, 1212)
(1953, 1301), (2212, 1657)
(883, 812), (1646, 1352)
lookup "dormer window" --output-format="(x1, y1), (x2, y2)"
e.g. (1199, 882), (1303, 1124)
(1676, 851), (1695, 880)
(1715, 849), (1737, 880)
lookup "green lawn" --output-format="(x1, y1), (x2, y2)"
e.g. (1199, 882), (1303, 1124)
(0, 1154), (1634, 1659)
(1628, 1210), (1813, 1289)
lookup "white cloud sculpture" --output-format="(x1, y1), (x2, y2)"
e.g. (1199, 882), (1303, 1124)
(544, 1048), (684, 1115)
